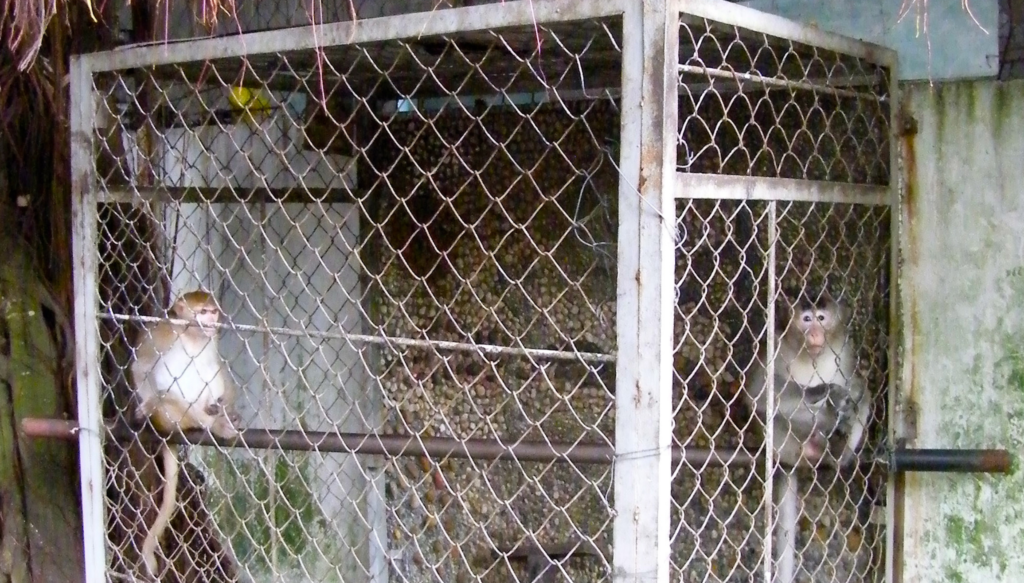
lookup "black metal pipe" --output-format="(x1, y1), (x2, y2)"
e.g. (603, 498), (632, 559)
(890, 448), (1014, 474)
(21, 418), (751, 467)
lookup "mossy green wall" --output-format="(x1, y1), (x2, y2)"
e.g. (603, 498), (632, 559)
(902, 79), (1024, 582)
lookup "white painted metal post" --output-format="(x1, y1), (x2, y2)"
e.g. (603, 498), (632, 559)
(69, 55), (107, 583)
(613, 2), (678, 582)
(764, 200), (779, 583)
(886, 57), (904, 583)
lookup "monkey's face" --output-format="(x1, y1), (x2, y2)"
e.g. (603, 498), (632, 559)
(175, 301), (221, 338)
(795, 307), (833, 356)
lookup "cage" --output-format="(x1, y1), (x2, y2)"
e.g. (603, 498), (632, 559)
(64, 1), (897, 582)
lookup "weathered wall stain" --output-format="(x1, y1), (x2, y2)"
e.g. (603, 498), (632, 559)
(902, 79), (1024, 582)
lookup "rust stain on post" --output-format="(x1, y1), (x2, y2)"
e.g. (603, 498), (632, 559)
(900, 95), (920, 408)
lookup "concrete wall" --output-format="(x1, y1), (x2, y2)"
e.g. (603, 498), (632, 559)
(901, 79), (1024, 582)
(745, 0), (998, 80)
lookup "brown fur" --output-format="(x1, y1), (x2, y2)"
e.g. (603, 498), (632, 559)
(129, 290), (240, 579)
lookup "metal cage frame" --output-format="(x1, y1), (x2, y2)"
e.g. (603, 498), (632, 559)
(61, 1), (907, 582)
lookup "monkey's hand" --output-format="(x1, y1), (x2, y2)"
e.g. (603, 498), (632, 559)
(835, 395), (868, 439)
(207, 407), (241, 440)
(803, 383), (830, 405)
(833, 423), (868, 469)
(210, 417), (240, 440)
(204, 398), (225, 417)
(835, 392), (857, 420)
(205, 397), (241, 426)
(132, 394), (157, 425)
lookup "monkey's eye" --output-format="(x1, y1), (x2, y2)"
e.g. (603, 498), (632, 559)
(802, 313), (813, 323)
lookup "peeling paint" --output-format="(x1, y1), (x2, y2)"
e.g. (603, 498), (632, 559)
(902, 79), (1024, 583)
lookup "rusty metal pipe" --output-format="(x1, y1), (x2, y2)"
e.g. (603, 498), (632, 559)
(21, 418), (751, 467)
(28, 419), (1012, 474)
(890, 448), (1014, 474)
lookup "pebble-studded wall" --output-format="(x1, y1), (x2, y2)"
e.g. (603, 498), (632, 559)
(361, 88), (891, 583)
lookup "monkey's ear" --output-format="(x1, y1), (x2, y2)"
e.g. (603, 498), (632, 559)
(170, 297), (192, 319)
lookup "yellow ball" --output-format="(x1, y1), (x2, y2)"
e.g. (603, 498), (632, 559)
(227, 86), (271, 113)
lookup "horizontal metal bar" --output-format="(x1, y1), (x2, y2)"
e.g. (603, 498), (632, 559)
(678, 64), (886, 102)
(381, 72), (881, 111)
(97, 186), (364, 204)
(21, 418), (749, 467)
(678, 0), (897, 68)
(83, 0), (629, 73)
(34, 425), (1015, 475)
(890, 448), (1014, 474)
(494, 539), (601, 561)
(676, 173), (891, 205)
(99, 313), (616, 363)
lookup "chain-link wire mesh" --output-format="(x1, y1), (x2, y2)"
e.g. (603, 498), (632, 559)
(71, 4), (895, 583)
(672, 14), (892, 583)
(677, 17), (890, 182)
(89, 12), (623, 583)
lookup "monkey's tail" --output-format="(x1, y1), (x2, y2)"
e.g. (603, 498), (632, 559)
(142, 444), (180, 579)
(774, 470), (798, 583)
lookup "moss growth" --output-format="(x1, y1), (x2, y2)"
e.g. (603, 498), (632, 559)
(943, 566), (966, 583)
(943, 515), (984, 561)
(931, 263), (1024, 578)
(210, 449), (328, 573)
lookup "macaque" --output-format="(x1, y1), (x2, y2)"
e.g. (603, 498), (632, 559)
(742, 288), (873, 583)
(129, 290), (241, 578)
(742, 289), (872, 469)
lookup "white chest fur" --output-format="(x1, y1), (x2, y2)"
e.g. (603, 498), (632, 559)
(150, 340), (223, 404)
(784, 346), (852, 388)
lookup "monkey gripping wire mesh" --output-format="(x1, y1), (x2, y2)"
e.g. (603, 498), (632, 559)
(65, 1), (897, 582)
